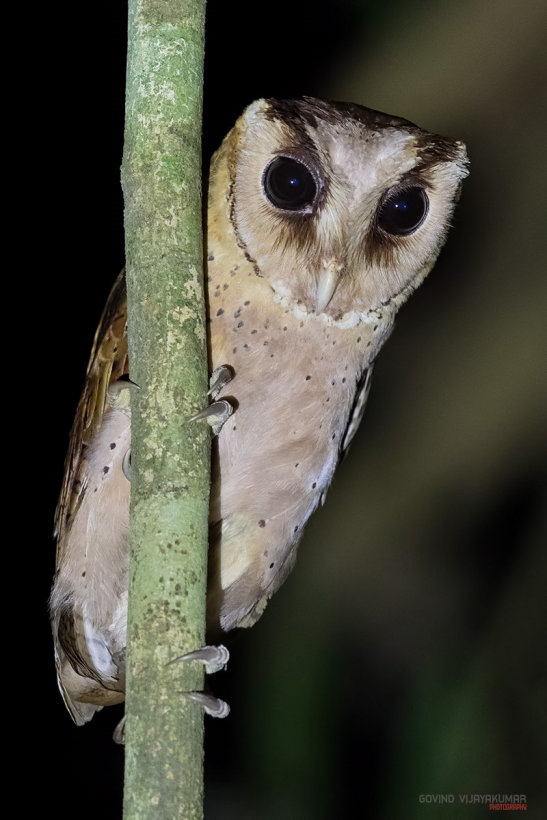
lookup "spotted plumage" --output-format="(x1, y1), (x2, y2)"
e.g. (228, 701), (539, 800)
(51, 97), (468, 724)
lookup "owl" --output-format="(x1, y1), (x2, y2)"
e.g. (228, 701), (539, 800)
(51, 97), (469, 725)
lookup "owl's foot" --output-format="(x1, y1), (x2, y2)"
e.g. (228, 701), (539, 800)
(208, 364), (234, 400)
(107, 378), (140, 406)
(172, 643), (230, 673)
(125, 376), (233, 473)
(170, 644), (230, 718)
(113, 694), (229, 744)
(189, 400), (233, 435)
(113, 715), (126, 745)
(112, 645), (230, 741)
(185, 691), (230, 718)
(190, 365), (235, 435)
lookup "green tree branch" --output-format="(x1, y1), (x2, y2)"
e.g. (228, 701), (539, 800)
(121, 0), (209, 816)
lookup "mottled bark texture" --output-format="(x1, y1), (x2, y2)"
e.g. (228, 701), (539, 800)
(121, 1), (208, 817)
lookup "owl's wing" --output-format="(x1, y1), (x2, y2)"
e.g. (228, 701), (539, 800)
(341, 366), (374, 457)
(54, 270), (129, 556)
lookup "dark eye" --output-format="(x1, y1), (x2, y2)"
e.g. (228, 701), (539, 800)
(263, 156), (317, 211)
(378, 187), (429, 235)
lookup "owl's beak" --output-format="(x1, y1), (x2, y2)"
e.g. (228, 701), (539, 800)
(315, 260), (343, 314)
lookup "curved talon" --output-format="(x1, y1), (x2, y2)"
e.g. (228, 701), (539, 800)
(185, 691), (230, 718)
(189, 400), (233, 436)
(169, 644), (229, 674)
(122, 448), (132, 481)
(112, 715), (126, 745)
(189, 401), (232, 422)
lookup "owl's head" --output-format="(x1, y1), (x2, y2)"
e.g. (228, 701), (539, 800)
(210, 97), (468, 326)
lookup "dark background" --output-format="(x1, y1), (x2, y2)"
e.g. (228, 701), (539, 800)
(37, 1), (545, 817)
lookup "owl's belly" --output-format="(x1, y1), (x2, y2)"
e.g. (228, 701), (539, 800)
(206, 310), (362, 631)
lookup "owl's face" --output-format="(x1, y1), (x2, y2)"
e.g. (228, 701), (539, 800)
(213, 97), (468, 325)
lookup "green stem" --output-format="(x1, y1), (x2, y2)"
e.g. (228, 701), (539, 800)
(121, 1), (209, 817)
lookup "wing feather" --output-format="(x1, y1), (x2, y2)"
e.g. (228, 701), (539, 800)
(341, 365), (374, 457)
(54, 271), (129, 553)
